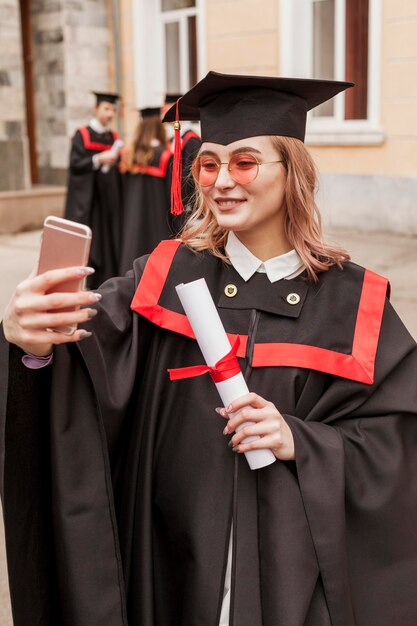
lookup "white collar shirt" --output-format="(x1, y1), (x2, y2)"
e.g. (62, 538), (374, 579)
(225, 231), (305, 283)
(89, 117), (110, 134)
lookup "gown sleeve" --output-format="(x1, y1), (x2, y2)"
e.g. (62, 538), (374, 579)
(284, 298), (417, 625)
(68, 130), (96, 174)
(74, 259), (154, 457)
(0, 336), (61, 624)
(0, 258), (152, 626)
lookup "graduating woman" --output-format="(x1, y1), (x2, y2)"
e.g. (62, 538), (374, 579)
(2, 72), (417, 626)
(118, 108), (173, 275)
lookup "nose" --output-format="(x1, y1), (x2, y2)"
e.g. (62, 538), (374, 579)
(214, 163), (235, 189)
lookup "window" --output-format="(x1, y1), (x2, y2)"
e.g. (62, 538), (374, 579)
(312, 0), (335, 117)
(132, 0), (204, 108)
(160, 0), (199, 94)
(162, 0), (195, 10)
(280, 0), (383, 144)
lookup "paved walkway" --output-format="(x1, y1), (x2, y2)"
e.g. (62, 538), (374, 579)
(0, 228), (416, 623)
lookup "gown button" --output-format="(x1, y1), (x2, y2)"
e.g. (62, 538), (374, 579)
(224, 284), (238, 297)
(286, 292), (301, 305)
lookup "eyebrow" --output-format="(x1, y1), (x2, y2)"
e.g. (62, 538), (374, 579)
(198, 146), (263, 157)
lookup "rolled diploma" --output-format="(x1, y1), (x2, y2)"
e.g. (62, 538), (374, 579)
(101, 139), (124, 173)
(176, 278), (276, 470)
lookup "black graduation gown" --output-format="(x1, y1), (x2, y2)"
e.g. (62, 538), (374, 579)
(64, 126), (122, 288)
(1, 240), (417, 626)
(118, 147), (173, 275)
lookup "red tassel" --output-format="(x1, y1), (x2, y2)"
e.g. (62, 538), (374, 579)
(170, 99), (184, 215)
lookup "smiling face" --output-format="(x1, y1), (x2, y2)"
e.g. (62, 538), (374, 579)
(197, 136), (289, 255)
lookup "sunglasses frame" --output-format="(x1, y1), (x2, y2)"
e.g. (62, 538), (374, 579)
(192, 153), (285, 187)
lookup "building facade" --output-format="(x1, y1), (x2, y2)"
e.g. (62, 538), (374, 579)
(0, 0), (118, 191)
(0, 0), (416, 233)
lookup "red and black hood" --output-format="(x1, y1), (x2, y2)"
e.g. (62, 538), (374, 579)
(131, 239), (389, 385)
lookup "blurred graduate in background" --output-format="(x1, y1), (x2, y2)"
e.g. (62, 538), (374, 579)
(118, 107), (173, 275)
(64, 91), (123, 288)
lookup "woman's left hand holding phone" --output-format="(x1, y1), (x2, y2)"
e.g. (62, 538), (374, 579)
(3, 266), (101, 357)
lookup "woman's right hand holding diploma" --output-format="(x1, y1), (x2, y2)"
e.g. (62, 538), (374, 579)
(3, 266), (101, 357)
(217, 392), (295, 461)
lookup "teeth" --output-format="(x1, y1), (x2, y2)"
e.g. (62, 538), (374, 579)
(217, 200), (240, 206)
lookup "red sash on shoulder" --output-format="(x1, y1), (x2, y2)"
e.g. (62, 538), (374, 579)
(79, 127), (119, 152)
(169, 130), (201, 154)
(119, 148), (171, 177)
(181, 130), (200, 150)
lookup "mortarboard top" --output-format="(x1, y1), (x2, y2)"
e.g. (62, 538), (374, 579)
(162, 71), (353, 144)
(139, 106), (162, 118)
(93, 91), (120, 105)
(165, 93), (183, 104)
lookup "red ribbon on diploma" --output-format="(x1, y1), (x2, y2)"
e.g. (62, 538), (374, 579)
(168, 337), (241, 383)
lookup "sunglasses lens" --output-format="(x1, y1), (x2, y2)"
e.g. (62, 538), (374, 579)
(229, 154), (258, 184)
(193, 157), (219, 186)
(193, 153), (259, 186)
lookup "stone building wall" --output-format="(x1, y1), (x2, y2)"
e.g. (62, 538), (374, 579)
(0, 0), (28, 191)
(63, 0), (113, 135)
(31, 0), (113, 185)
(30, 1), (66, 185)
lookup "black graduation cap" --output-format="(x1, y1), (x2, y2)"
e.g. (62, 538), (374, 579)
(162, 71), (353, 143)
(165, 93), (183, 104)
(92, 91), (120, 105)
(140, 107), (162, 118)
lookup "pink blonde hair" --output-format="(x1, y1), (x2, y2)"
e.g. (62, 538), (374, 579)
(180, 135), (350, 281)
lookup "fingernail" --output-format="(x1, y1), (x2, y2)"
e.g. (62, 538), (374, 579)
(90, 292), (102, 302)
(79, 331), (92, 340)
(76, 267), (95, 276)
(223, 426), (229, 435)
(232, 446), (239, 453)
(228, 440), (234, 448)
(215, 407), (222, 414)
(226, 405), (232, 412)
(87, 309), (98, 319)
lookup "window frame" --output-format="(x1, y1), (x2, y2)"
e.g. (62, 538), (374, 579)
(132, 0), (206, 108)
(279, 0), (384, 145)
(160, 6), (197, 94)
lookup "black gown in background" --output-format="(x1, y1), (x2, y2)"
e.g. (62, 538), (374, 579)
(118, 146), (173, 275)
(168, 126), (201, 234)
(1, 241), (417, 626)
(176, 128), (201, 208)
(64, 126), (122, 288)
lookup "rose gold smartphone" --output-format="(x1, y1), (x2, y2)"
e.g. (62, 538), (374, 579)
(37, 216), (92, 335)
